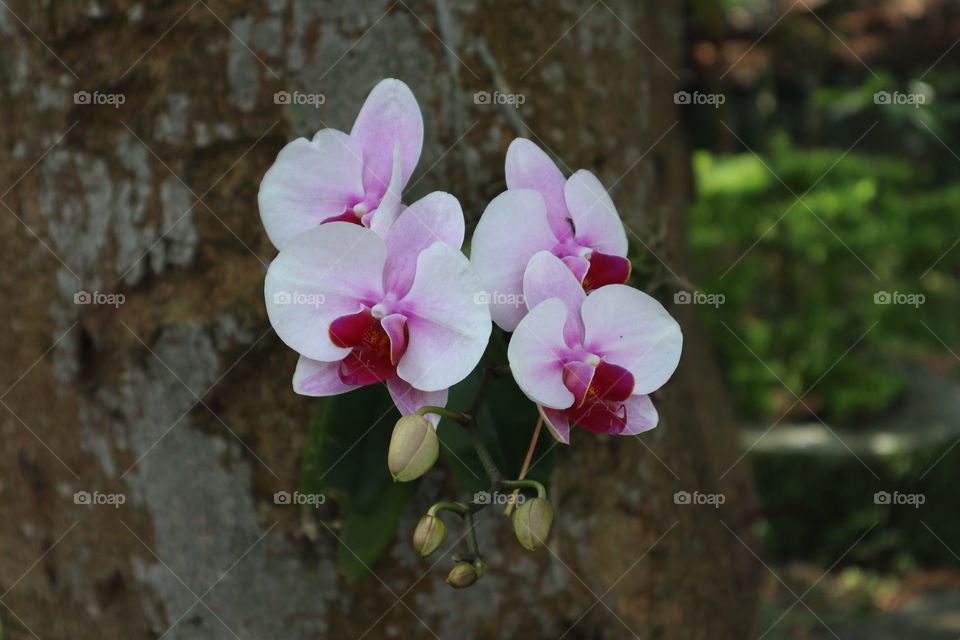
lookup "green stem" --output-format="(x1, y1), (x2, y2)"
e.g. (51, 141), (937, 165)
(427, 501), (469, 517)
(417, 406), (468, 424)
(501, 479), (547, 498)
(465, 511), (480, 557)
(466, 424), (502, 484)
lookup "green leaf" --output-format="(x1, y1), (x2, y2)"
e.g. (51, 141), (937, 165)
(299, 384), (413, 583)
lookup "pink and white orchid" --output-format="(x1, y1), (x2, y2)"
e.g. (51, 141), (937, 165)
(508, 251), (682, 443)
(265, 193), (491, 421)
(259, 78), (423, 249)
(471, 138), (631, 331)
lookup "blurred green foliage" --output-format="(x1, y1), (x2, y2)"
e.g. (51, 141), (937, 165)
(689, 134), (960, 423)
(754, 443), (960, 568)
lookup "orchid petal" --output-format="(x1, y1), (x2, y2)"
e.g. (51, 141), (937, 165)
(258, 130), (365, 250)
(539, 405), (571, 444)
(620, 394), (659, 435)
(508, 297), (575, 410)
(350, 78), (423, 198)
(522, 251), (585, 345)
(470, 189), (557, 331)
(396, 243), (491, 392)
(387, 377), (448, 427)
(564, 170), (628, 256)
(383, 191), (465, 297)
(367, 142), (404, 238)
(292, 356), (360, 396)
(381, 313), (408, 365)
(582, 251), (631, 291)
(581, 285), (683, 394)
(505, 138), (573, 241)
(265, 223), (385, 361)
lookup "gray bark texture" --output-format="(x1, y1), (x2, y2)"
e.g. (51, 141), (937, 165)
(0, 1), (760, 638)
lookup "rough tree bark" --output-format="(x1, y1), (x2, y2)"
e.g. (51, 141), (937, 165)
(0, 1), (759, 638)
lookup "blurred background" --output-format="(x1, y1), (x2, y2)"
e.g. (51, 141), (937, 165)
(684, 0), (960, 637)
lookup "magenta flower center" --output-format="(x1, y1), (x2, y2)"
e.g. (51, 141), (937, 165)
(560, 359), (635, 434)
(329, 306), (408, 386)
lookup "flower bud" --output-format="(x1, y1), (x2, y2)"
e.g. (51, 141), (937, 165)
(412, 514), (447, 557)
(445, 562), (479, 589)
(388, 414), (439, 482)
(512, 497), (554, 550)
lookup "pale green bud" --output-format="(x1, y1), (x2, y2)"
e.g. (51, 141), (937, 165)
(445, 562), (480, 588)
(512, 497), (554, 550)
(388, 414), (438, 482)
(412, 514), (447, 557)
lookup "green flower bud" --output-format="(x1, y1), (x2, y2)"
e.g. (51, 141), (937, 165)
(412, 514), (447, 557)
(512, 496), (554, 550)
(445, 562), (479, 589)
(388, 414), (439, 482)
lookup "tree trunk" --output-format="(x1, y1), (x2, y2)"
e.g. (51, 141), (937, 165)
(0, 1), (759, 638)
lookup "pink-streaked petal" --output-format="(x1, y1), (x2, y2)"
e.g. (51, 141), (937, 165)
(338, 350), (395, 386)
(581, 285), (682, 395)
(508, 297), (574, 410)
(562, 255), (591, 283)
(564, 170), (628, 256)
(265, 223), (385, 361)
(383, 191), (465, 297)
(395, 243), (491, 392)
(620, 394), (659, 435)
(522, 251), (585, 345)
(350, 78), (423, 198)
(329, 307), (375, 348)
(367, 142), (404, 238)
(387, 377), (448, 427)
(583, 252), (631, 291)
(539, 405), (571, 444)
(292, 356), (360, 396)
(470, 189), (557, 331)
(566, 400), (628, 434)
(562, 361), (595, 407)
(505, 138), (573, 242)
(258, 130), (366, 250)
(591, 361), (634, 402)
(381, 313), (408, 365)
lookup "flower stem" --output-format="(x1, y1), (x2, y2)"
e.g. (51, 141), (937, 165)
(500, 478), (547, 498)
(417, 405), (469, 424)
(505, 415), (542, 516)
(427, 501), (469, 517)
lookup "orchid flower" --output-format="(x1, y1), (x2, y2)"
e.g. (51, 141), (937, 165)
(259, 78), (423, 249)
(507, 251), (682, 443)
(471, 138), (631, 331)
(265, 192), (491, 421)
